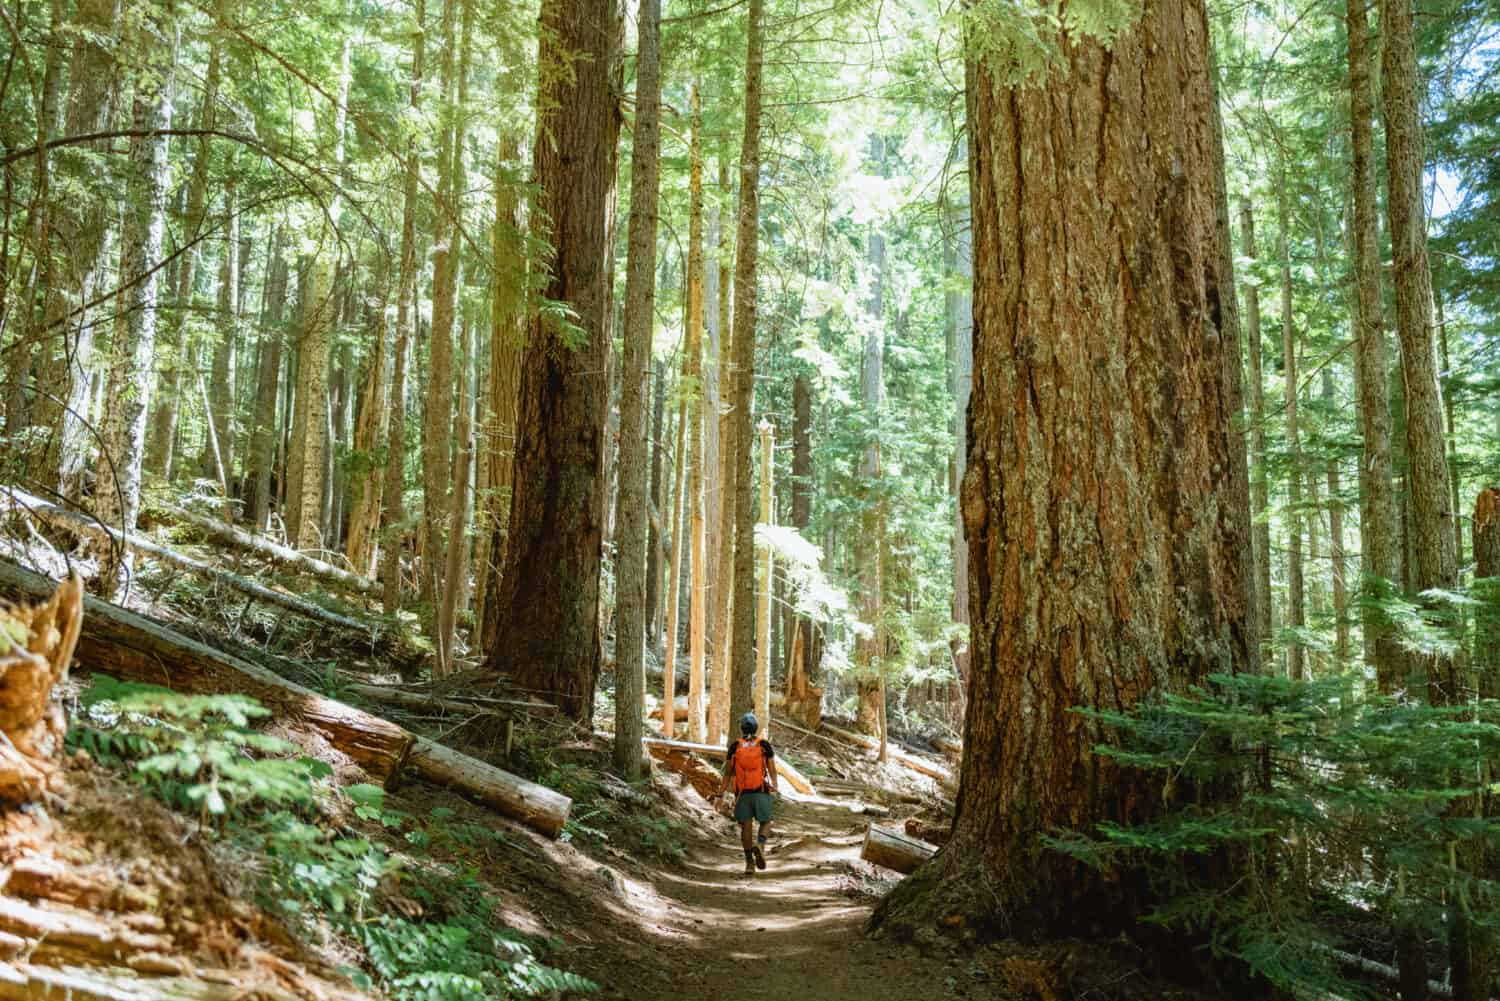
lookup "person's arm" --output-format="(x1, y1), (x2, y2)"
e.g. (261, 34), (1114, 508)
(719, 743), (736, 798)
(764, 741), (779, 794)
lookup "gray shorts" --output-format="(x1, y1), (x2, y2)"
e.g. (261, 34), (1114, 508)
(733, 791), (774, 824)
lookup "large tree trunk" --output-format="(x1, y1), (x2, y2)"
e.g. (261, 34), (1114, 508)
(613, 0), (663, 775)
(1381, 0), (1458, 691)
(482, 0), (622, 724)
(755, 420), (773, 727)
(1278, 172), (1305, 681)
(945, 196), (973, 691)
(1322, 369), (1350, 661)
(380, 1), (426, 615)
(872, 0), (1250, 938)
(92, 7), (176, 598)
(728, 0), (766, 733)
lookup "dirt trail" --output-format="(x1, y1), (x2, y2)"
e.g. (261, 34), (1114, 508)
(582, 797), (960, 1001)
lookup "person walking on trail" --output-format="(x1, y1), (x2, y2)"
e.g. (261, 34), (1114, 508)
(719, 712), (779, 876)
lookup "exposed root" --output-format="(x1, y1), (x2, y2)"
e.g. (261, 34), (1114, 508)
(0, 573), (83, 804)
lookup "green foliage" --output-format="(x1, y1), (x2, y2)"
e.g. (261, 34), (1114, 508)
(73, 678), (596, 999)
(68, 675), (329, 820)
(1047, 673), (1500, 995)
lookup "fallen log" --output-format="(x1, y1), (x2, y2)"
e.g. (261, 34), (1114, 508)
(407, 738), (570, 838)
(0, 561), (574, 838)
(638, 736), (815, 796)
(817, 778), (921, 805)
(0, 559), (413, 784)
(860, 824), (938, 874)
(932, 735), (962, 758)
(903, 817), (952, 846)
(4, 487), (376, 636)
(646, 746), (723, 801)
(823, 723), (953, 784)
(151, 504), (378, 597)
(345, 682), (557, 718)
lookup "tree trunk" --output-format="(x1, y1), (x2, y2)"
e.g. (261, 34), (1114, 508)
(475, 142), (527, 651)
(436, 318), (476, 676)
(422, 0), (472, 621)
(1323, 369), (1350, 661)
(1241, 200), (1274, 658)
(756, 420), (773, 727)
(945, 196), (973, 691)
(380, 1), (425, 615)
(856, 137), (886, 741)
(286, 33), (352, 551)
(1381, 0), (1458, 694)
(345, 303), (392, 575)
(784, 368), (822, 726)
(872, 0), (1250, 938)
(708, 157), (738, 746)
(199, 186), (239, 484)
(613, 0), (663, 775)
(92, 7), (176, 598)
(1278, 172), (1305, 681)
(1346, 0), (1400, 691)
(674, 86), (709, 743)
(24, 0), (122, 499)
(247, 231), (288, 530)
(728, 4), (765, 734)
(145, 30), (222, 481)
(645, 362), (667, 641)
(481, 0), (622, 725)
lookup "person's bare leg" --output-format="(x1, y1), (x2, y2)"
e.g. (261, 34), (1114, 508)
(740, 820), (755, 851)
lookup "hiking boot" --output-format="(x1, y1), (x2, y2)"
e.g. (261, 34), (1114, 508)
(743, 858), (756, 876)
(753, 844), (766, 870)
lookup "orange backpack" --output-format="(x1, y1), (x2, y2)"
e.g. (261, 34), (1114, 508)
(732, 738), (766, 793)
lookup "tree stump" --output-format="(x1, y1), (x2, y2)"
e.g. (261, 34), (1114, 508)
(0, 574), (83, 803)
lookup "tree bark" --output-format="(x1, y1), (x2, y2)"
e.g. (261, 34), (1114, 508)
(756, 420), (773, 727)
(613, 0), (663, 775)
(872, 0), (1250, 938)
(380, 0), (426, 615)
(1241, 200), (1274, 658)
(1322, 369), (1350, 661)
(1346, 0), (1400, 691)
(23, 0), (123, 499)
(945, 195), (973, 691)
(92, 7), (176, 598)
(199, 185), (239, 483)
(345, 302), (392, 576)
(436, 319), (476, 676)
(1381, 0), (1458, 696)
(728, 2), (766, 734)
(708, 157), (737, 746)
(684, 86), (709, 743)
(422, 0), (472, 620)
(1278, 172), (1305, 681)
(145, 30), (222, 481)
(247, 231), (287, 530)
(482, 0), (623, 725)
(855, 136), (887, 742)
(645, 362), (667, 640)
(475, 134), (527, 653)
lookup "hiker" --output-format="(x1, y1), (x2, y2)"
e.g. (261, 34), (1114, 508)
(719, 711), (779, 876)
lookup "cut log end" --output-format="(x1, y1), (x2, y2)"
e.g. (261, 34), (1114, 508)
(861, 823), (938, 874)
